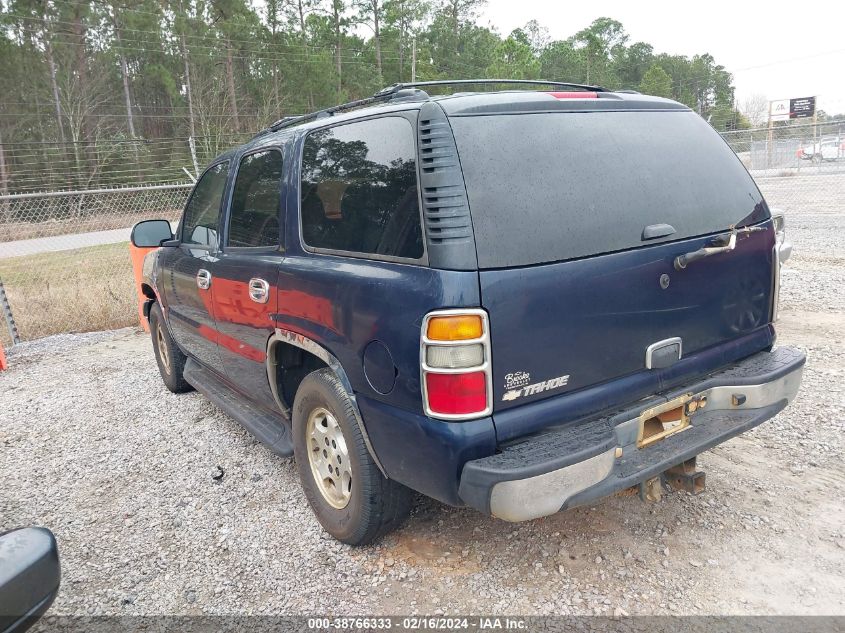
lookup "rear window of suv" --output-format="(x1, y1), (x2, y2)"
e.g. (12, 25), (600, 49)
(449, 111), (768, 268)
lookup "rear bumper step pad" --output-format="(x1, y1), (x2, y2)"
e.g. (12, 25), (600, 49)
(458, 346), (805, 521)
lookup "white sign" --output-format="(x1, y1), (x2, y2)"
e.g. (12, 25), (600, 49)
(770, 99), (790, 122)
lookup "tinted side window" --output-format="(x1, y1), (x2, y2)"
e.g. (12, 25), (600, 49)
(300, 117), (423, 259)
(181, 162), (229, 247)
(228, 150), (284, 248)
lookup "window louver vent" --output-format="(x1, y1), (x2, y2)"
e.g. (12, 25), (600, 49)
(417, 102), (477, 269)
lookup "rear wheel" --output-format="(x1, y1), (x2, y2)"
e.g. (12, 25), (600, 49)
(149, 302), (192, 393)
(292, 368), (412, 545)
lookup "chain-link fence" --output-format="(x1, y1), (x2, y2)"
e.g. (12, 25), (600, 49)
(1, 123), (844, 347)
(0, 135), (246, 195)
(722, 122), (845, 232)
(0, 183), (191, 346)
(722, 121), (845, 173)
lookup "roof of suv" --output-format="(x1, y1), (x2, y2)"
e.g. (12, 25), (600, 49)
(434, 90), (688, 115)
(240, 82), (690, 151)
(213, 81), (701, 273)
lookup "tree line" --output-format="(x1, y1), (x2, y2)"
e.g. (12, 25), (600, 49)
(0, 0), (749, 193)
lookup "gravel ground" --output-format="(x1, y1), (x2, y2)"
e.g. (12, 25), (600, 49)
(2, 173), (843, 617)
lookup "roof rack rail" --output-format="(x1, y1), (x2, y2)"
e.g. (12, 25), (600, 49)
(253, 87), (427, 139)
(253, 79), (605, 139)
(375, 79), (607, 95)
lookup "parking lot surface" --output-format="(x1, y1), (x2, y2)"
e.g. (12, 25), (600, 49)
(2, 174), (843, 616)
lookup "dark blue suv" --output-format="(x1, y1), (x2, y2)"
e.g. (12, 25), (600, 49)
(131, 80), (804, 545)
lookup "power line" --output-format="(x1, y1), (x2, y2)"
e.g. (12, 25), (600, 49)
(5, 11), (404, 62)
(7, 24), (404, 65)
(733, 48), (845, 73)
(10, 6), (840, 87)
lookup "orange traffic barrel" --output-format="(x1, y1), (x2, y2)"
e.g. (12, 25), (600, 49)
(129, 243), (157, 333)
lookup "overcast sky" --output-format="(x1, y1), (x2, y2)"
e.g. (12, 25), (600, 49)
(478, 0), (845, 114)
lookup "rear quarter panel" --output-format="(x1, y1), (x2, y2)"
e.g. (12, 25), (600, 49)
(276, 131), (495, 504)
(279, 127), (484, 413)
(274, 251), (479, 413)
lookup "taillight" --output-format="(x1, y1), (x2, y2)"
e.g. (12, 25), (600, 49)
(421, 309), (492, 420)
(425, 372), (487, 415)
(771, 212), (787, 323)
(426, 314), (483, 341)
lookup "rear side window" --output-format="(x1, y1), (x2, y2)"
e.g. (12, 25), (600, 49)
(450, 111), (769, 268)
(228, 150), (284, 248)
(181, 161), (229, 247)
(300, 116), (424, 260)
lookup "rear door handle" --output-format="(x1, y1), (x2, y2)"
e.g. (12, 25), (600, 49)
(642, 223), (676, 240)
(196, 269), (212, 290)
(248, 278), (270, 304)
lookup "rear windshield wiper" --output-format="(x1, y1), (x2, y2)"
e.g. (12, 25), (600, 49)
(674, 225), (766, 270)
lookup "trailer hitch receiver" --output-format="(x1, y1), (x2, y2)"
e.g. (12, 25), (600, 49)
(662, 458), (706, 495)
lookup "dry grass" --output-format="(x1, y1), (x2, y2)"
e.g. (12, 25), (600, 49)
(0, 242), (137, 345)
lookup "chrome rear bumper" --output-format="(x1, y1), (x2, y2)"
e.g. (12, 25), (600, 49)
(458, 347), (805, 522)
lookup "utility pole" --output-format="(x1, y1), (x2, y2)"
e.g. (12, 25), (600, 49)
(178, 0), (197, 142)
(188, 136), (199, 178)
(112, 9), (136, 138)
(181, 31), (196, 141)
(411, 38), (417, 82)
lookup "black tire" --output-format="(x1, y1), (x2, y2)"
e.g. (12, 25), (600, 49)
(292, 368), (412, 545)
(149, 302), (193, 394)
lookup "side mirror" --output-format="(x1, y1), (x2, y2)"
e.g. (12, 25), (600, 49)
(131, 219), (174, 248)
(770, 210), (792, 263)
(0, 528), (61, 633)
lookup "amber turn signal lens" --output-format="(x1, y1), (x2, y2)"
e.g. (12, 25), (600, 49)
(426, 315), (483, 341)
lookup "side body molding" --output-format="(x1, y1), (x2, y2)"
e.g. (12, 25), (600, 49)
(266, 327), (387, 477)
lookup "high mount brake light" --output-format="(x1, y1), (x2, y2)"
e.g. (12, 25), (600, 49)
(421, 310), (492, 420)
(547, 91), (598, 99)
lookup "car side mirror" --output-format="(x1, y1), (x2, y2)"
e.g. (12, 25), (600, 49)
(771, 210), (792, 263)
(131, 219), (175, 248)
(0, 527), (61, 633)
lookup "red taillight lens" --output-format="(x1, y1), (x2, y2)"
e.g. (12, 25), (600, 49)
(425, 371), (487, 416)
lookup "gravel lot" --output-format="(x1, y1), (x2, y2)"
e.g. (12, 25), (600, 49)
(2, 173), (843, 617)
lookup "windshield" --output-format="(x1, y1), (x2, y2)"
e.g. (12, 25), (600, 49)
(450, 110), (769, 269)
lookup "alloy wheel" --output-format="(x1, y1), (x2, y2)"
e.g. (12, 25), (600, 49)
(306, 407), (352, 509)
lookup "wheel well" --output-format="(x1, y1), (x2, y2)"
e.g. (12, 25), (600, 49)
(269, 341), (328, 410)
